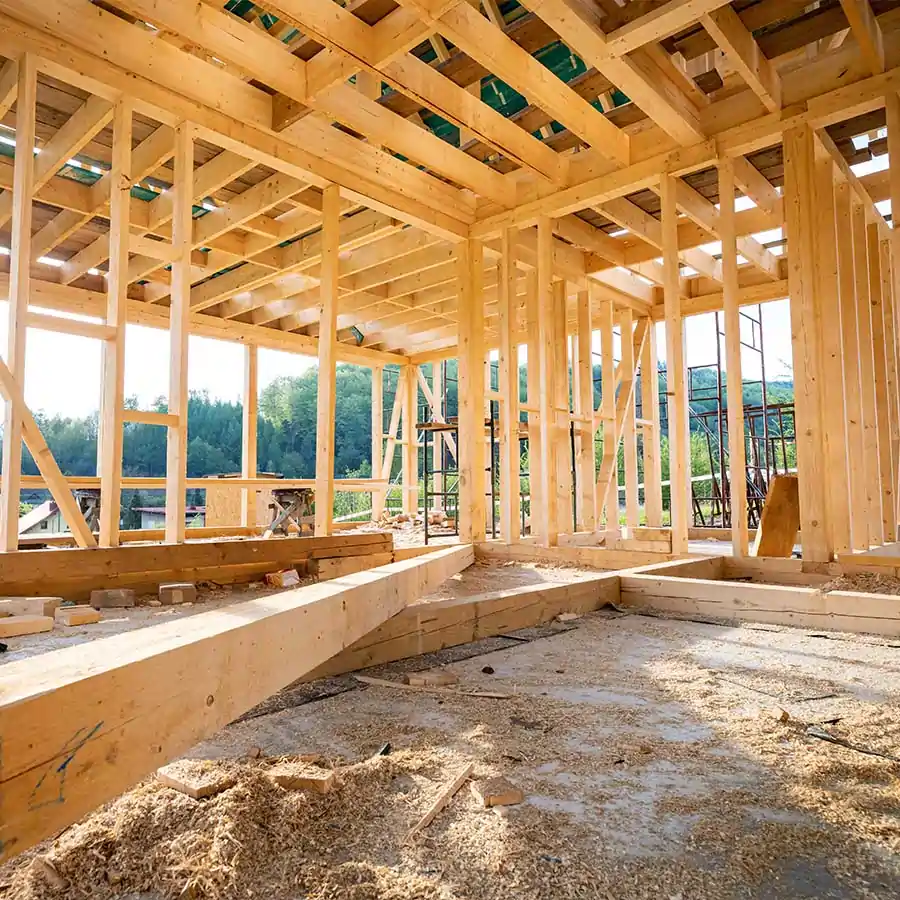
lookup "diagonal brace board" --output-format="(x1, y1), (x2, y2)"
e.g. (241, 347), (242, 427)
(0, 543), (475, 861)
(0, 357), (96, 548)
(595, 317), (649, 503)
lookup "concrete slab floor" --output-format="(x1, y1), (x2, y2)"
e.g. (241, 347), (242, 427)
(6, 612), (900, 899)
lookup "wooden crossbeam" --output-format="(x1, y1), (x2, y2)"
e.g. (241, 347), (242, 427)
(0, 544), (474, 863)
(839, 0), (885, 75)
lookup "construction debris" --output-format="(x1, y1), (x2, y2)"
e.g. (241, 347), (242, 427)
(158, 582), (197, 605)
(0, 615), (54, 638)
(470, 776), (525, 808)
(265, 569), (301, 588)
(27, 857), (67, 890)
(268, 762), (335, 794)
(805, 725), (900, 763)
(54, 605), (101, 627)
(354, 674), (511, 699)
(0, 596), (61, 617)
(404, 670), (459, 687)
(406, 762), (474, 840)
(156, 760), (238, 800)
(90, 588), (136, 609)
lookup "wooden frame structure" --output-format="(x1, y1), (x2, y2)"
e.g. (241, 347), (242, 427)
(0, 4), (899, 562)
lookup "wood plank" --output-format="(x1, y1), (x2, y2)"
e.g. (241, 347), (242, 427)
(574, 288), (596, 532)
(241, 345), (259, 529)
(839, 0), (885, 75)
(498, 228), (521, 542)
(536, 217), (558, 546)
(0, 544), (474, 862)
(641, 316), (663, 527)
(752, 474), (801, 558)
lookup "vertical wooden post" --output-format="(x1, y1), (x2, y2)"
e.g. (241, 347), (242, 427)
(641, 317), (663, 527)
(431, 364), (443, 512)
(852, 201), (882, 545)
(165, 123), (193, 544)
(98, 99), (132, 547)
(811, 153), (852, 554)
(661, 174), (690, 554)
(885, 92), (900, 532)
(536, 216), (558, 546)
(371, 364), (384, 519)
(575, 287), (596, 531)
(597, 297), (617, 528)
(782, 126), (832, 561)
(314, 184), (341, 537)
(835, 182), (867, 550)
(524, 271), (543, 539)
(868, 222), (894, 542)
(457, 238), (486, 543)
(620, 310), (639, 529)
(0, 55), (36, 552)
(241, 344), (258, 528)
(401, 364), (418, 517)
(879, 236), (900, 537)
(498, 227), (521, 542)
(718, 159), (749, 557)
(553, 279), (573, 535)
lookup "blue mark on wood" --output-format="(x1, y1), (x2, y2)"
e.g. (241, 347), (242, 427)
(29, 721), (103, 811)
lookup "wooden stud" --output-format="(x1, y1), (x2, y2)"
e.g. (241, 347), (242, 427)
(782, 127), (832, 562)
(813, 154), (852, 555)
(0, 54), (36, 553)
(165, 123), (193, 544)
(852, 201), (883, 546)
(98, 99), (132, 548)
(498, 227), (521, 542)
(241, 344), (258, 528)
(878, 236), (898, 541)
(641, 316), (663, 527)
(401, 364), (418, 516)
(620, 310), (640, 530)
(661, 174), (690, 554)
(553, 280), (573, 535)
(524, 271), (544, 539)
(536, 217), (558, 546)
(574, 288), (596, 532)
(314, 184), (341, 537)
(835, 183), (868, 551)
(597, 297), (618, 528)
(371, 364), (384, 518)
(718, 159), (749, 557)
(457, 239), (486, 543)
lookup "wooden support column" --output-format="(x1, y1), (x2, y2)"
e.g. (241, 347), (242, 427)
(620, 310), (640, 529)
(371, 364), (384, 519)
(431, 364), (443, 512)
(574, 287), (596, 532)
(661, 174), (690, 554)
(165, 123), (193, 544)
(536, 217), (558, 546)
(457, 238), (486, 543)
(0, 55), (36, 552)
(314, 184), (341, 537)
(524, 271), (543, 538)
(886, 92), (900, 531)
(719, 159), (749, 557)
(835, 183), (868, 551)
(378, 371), (404, 516)
(498, 227), (521, 542)
(597, 297), (618, 528)
(98, 99), (132, 547)
(401, 364), (418, 517)
(852, 201), (883, 545)
(241, 344), (258, 528)
(553, 280), (573, 535)
(812, 153), (852, 554)
(879, 236), (900, 537)
(782, 126), (831, 561)
(868, 223), (895, 541)
(641, 317), (663, 527)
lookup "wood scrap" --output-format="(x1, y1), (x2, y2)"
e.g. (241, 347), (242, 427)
(0, 597), (61, 617)
(470, 776), (525, 808)
(404, 670), (459, 687)
(0, 615), (54, 638)
(406, 762), (474, 840)
(156, 760), (237, 799)
(54, 605), (101, 626)
(353, 674), (511, 699)
(268, 764), (335, 794)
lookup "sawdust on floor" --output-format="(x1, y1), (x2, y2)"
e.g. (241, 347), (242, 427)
(820, 571), (900, 595)
(4, 613), (900, 900)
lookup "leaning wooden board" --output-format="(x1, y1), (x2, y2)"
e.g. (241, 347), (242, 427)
(0, 544), (474, 862)
(0, 532), (392, 599)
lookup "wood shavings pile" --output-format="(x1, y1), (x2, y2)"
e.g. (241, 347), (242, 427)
(821, 571), (900, 595)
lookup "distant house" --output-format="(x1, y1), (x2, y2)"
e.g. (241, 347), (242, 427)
(134, 506), (206, 530)
(18, 500), (69, 535)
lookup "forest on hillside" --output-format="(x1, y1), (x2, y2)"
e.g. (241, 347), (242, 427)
(18, 360), (795, 516)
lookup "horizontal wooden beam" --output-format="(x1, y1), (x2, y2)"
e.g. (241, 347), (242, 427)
(121, 409), (180, 427)
(0, 543), (475, 861)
